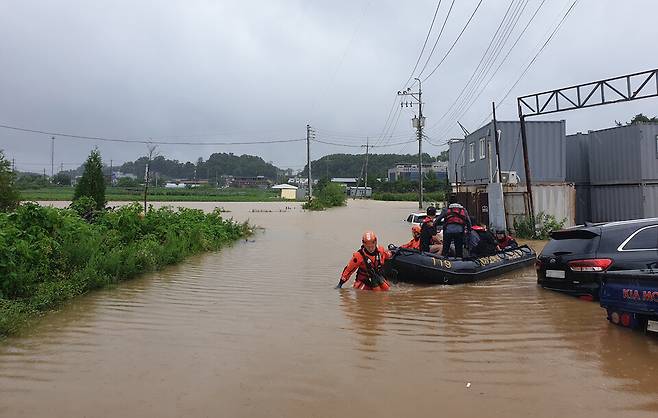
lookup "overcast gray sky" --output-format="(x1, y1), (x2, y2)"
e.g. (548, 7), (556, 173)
(1, 0), (657, 173)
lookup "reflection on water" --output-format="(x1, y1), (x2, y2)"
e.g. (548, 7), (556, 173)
(2, 200), (658, 418)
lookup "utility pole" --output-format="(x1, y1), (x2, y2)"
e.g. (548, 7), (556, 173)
(398, 78), (425, 209)
(306, 124), (315, 201)
(50, 136), (55, 179)
(492, 102), (502, 183)
(517, 102), (535, 227)
(361, 137), (370, 198)
(144, 145), (157, 213)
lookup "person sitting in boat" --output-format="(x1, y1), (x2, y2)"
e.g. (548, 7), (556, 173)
(336, 231), (391, 291)
(401, 225), (422, 250)
(419, 206), (438, 253)
(495, 229), (519, 250)
(470, 224), (500, 257)
(430, 229), (443, 254)
(437, 195), (472, 258)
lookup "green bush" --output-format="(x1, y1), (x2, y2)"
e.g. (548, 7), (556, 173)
(73, 149), (106, 210)
(0, 202), (250, 337)
(513, 211), (566, 240)
(303, 183), (347, 211)
(0, 150), (20, 212)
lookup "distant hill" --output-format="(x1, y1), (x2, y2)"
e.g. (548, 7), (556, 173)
(116, 153), (279, 180)
(301, 153), (438, 180)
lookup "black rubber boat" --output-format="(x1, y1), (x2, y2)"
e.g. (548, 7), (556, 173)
(386, 245), (537, 285)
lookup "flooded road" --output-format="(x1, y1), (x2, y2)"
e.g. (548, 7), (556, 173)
(2, 200), (658, 417)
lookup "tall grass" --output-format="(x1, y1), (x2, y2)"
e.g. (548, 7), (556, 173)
(0, 202), (250, 337)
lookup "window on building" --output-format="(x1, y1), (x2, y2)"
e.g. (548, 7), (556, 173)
(469, 143), (475, 162)
(620, 225), (658, 251)
(479, 137), (486, 159)
(655, 135), (658, 158)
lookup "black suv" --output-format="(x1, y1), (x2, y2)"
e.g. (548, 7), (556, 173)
(536, 218), (658, 300)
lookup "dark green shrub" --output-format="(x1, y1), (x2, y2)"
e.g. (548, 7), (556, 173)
(73, 149), (106, 210)
(0, 150), (19, 212)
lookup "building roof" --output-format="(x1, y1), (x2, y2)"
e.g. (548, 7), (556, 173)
(331, 178), (358, 183)
(272, 184), (298, 189)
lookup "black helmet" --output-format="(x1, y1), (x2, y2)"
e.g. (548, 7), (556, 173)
(426, 206), (437, 216)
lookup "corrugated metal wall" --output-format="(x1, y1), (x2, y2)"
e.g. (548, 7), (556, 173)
(643, 184), (658, 218)
(462, 122), (494, 184)
(448, 140), (465, 184)
(532, 183), (576, 226)
(499, 120), (566, 183)
(451, 120), (566, 185)
(588, 125), (642, 185)
(566, 132), (590, 184)
(575, 185), (591, 224)
(590, 185), (643, 222)
(503, 183), (575, 230)
(640, 124), (658, 182)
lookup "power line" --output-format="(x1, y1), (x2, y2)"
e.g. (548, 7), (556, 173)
(0, 123), (306, 146)
(402, 0), (444, 88)
(311, 138), (416, 148)
(424, 0), (518, 132)
(459, 0), (548, 128)
(422, 0), (486, 83)
(376, 101), (405, 147)
(428, 0), (535, 138)
(484, 0), (580, 121)
(417, 0), (456, 79)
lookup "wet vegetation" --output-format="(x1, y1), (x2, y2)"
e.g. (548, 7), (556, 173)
(0, 202), (250, 337)
(303, 183), (347, 211)
(514, 211), (566, 240)
(20, 186), (281, 202)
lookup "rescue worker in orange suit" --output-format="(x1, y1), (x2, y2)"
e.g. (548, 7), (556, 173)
(437, 195), (472, 258)
(337, 231), (391, 291)
(401, 225), (422, 250)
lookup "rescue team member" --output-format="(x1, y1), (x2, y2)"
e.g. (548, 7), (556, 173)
(337, 231), (391, 291)
(401, 225), (421, 250)
(419, 206), (438, 253)
(437, 195), (472, 258)
(470, 224), (499, 257)
(495, 229), (519, 250)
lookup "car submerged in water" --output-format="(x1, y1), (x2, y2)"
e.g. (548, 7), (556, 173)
(536, 217), (658, 300)
(406, 212), (427, 226)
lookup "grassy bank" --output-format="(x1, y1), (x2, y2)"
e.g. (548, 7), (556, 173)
(19, 186), (282, 202)
(0, 202), (250, 338)
(372, 191), (445, 202)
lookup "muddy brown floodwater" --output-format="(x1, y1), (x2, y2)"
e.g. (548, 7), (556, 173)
(2, 200), (658, 417)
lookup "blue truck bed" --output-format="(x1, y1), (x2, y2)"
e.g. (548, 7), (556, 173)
(599, 269), (658, 332)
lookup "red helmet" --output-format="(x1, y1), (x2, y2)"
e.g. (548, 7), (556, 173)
(411, 225), (421, 234)
(362, 231), (377, 245)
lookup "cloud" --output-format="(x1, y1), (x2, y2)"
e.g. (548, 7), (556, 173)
(1, 0), (657, 173)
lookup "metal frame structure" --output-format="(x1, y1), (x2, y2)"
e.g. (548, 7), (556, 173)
(517, 68), (658, 226)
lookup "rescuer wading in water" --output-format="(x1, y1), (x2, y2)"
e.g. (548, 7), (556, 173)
(337, 231), (391, 291)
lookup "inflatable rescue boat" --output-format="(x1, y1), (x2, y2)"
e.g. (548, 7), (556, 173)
(386, 245), (537, 285)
